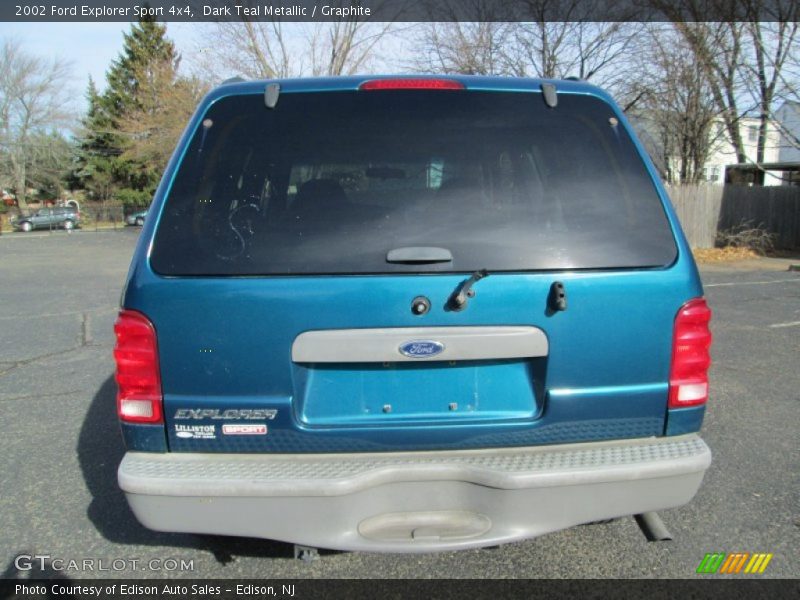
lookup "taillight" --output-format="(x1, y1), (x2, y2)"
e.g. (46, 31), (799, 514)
(359, 78), (465, 91)
(668, 298), (712, 408)
(113, 310), (163, 424)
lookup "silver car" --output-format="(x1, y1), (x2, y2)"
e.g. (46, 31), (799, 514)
(13, 207), (80, 232)
(125, 209), (148, 226)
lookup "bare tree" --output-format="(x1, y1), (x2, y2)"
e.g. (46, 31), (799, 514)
(667, 10), (798, 177)
(409, 0), (519, 75)
(628, 26), (718, 183)
(409, 8), (643, 96)
(307, 19), (396, 76)
(741, 16), (799, 163)
(672, 21), (749, 165)
(194, 3), (397, 82)
(0, 39), (73, 212)
(198, 20), (297, 80)
(773, 35), (800, 151)
(491, 0), (643, 97)
(511, 21), (644, 95)
(651, 5), (744, 166)
(411, 22), (516, 75)
(782, 23), (800, 105)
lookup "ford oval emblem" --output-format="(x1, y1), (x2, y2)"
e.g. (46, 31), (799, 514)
(399, 340), (445, 358)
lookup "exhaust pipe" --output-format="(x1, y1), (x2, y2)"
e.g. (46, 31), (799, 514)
(635, 512), (673, 542)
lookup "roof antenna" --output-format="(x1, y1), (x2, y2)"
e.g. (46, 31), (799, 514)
(265, 83), (280, 109)
(541, 83), (557, 108)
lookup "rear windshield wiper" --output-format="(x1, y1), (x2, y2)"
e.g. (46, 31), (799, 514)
(386, 246), (453, 264)
(449, 269), (489, 311)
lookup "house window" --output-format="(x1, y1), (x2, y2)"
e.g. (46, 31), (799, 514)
(747, 125), (758, 142)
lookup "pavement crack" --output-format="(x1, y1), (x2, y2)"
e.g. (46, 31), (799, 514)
(0, 363), (16, 376)
(0, 344), (93, 378)
(81, 312), (94, 346)
(0, 389), (84, 402)
(0, 306), (116, 321)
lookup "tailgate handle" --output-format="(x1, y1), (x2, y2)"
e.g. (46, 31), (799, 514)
(386, 246), (453, 264)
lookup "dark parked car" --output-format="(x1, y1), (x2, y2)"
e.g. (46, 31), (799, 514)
(13, 207), (80, 232)
(115, 76), (712, 554)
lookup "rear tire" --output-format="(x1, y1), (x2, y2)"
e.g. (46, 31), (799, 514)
(135, 217), (144, 226)
(20, 221), (32, 233)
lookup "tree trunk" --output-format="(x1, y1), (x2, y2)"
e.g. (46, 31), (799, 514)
(15, 181), (28, 214)
(9, 153), (29, 213)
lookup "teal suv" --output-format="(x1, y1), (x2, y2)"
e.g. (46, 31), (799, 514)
(114, 76), (713, 553)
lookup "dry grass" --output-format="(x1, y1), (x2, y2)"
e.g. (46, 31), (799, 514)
(692, 246), (760, 263)
(715, 220), (777, 256)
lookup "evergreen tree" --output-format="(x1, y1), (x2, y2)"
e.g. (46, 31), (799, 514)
(74, 19), (205, 207)
(103, 18), (178, 198)
(73, 76), (117, 200)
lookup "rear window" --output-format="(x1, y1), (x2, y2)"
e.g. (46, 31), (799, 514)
(151, 90), (676, 275)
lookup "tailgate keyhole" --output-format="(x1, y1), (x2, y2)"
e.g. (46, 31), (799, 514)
(411, 296), (431, 315)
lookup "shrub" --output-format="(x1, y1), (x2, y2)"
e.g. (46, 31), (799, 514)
(115, 188), (152, 209)
(716, 220), (777, 256)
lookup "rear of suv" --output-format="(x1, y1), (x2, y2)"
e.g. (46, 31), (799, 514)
(115, 76), (712, 552)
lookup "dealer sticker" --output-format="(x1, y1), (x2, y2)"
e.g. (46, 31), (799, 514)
(222, 424), (268, 436)
(174, 424), (216, 439)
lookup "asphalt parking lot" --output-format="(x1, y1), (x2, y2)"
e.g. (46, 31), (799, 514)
(0, 229), (798, 580)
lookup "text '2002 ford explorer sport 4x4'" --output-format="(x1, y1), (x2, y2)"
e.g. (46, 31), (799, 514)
(114, 76), (712, 553)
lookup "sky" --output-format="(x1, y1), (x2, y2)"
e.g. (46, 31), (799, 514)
(0, 21), (406, 115)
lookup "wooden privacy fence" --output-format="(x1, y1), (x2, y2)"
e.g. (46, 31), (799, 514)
(666, 184), (800, 249)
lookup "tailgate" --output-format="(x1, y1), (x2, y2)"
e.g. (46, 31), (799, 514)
(128, 82), (693, 453)
(128, 269), (690, 453)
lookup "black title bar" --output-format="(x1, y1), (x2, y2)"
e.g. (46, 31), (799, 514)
(2, 0), (799, 22)
(1, 579), (799, 600)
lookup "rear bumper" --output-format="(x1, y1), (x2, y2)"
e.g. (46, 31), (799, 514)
(119, 434), (711, 552)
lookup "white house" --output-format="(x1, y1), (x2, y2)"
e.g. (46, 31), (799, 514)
(628, 113), (785, 185)
(701, 117), (782, 185)
(772, 101), (800, 186)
